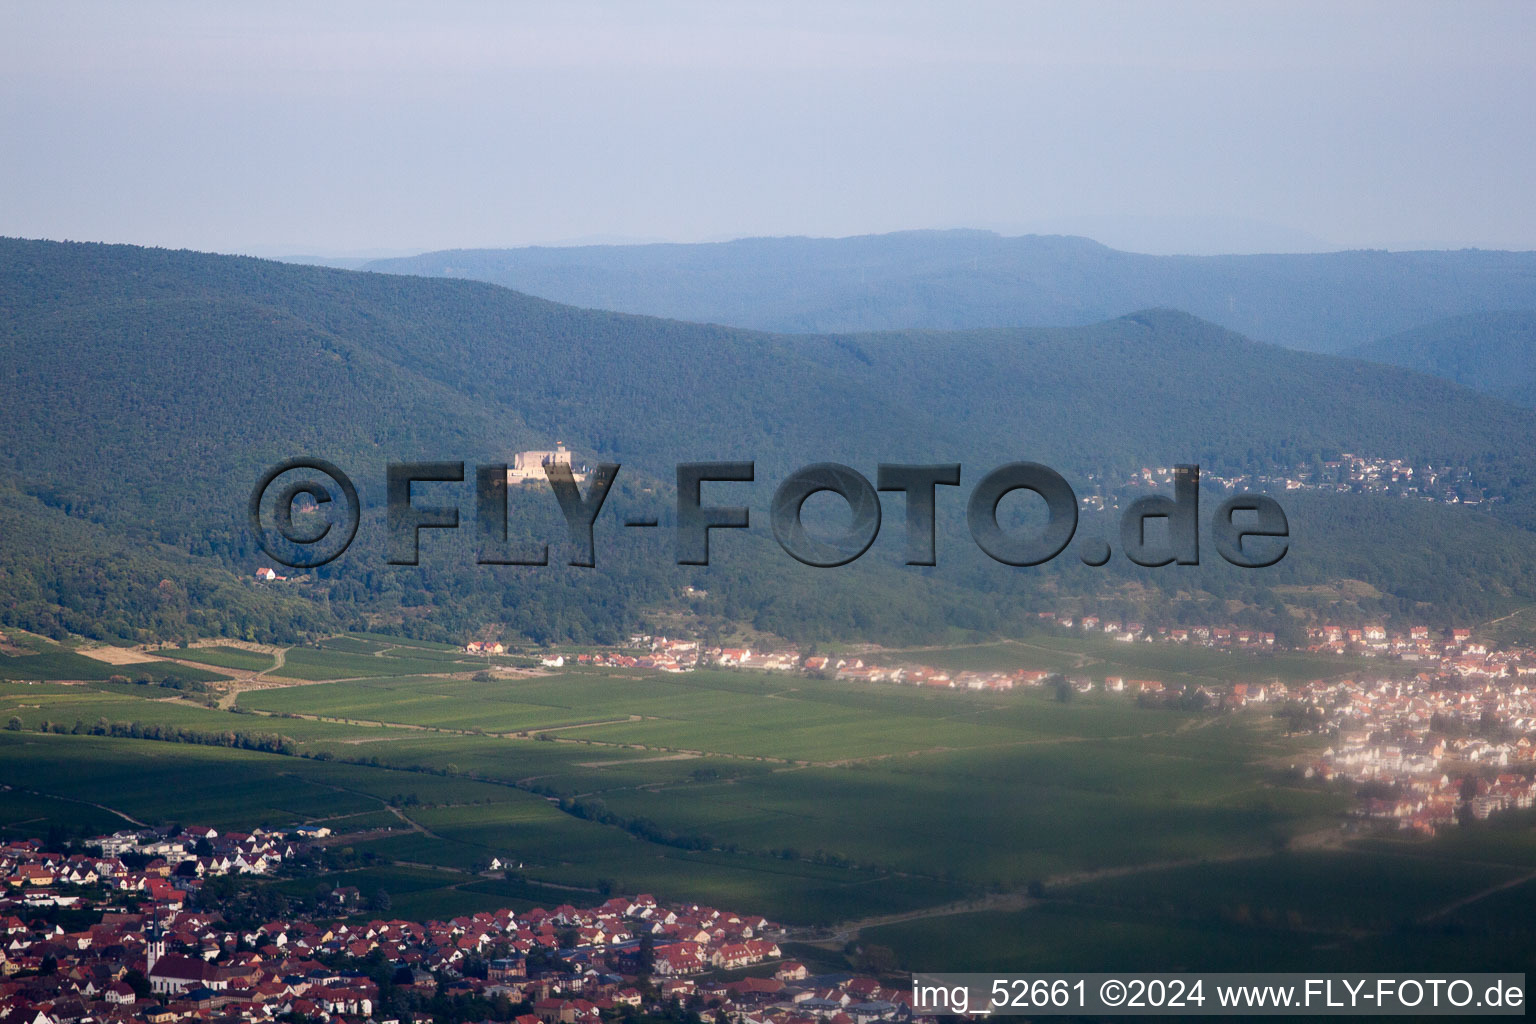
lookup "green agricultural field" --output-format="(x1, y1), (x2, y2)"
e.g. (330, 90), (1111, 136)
(309, 808), (404, 831)
(346, 632), (467, 653)
(1354, 808), (1536, 868)
(271, 646), (475, 680)
(0, 650), (230, 684)
(260, 862), (590, 921)
(590, 735), (1344, 886)
(1, 658), (1344, 885)
(267, 863), (456, 902)
(0, 732), (382, 827)
(309, 732), (772, 794)
(863, 902), (1328, 973)
(245, 667), (1224, 762)
(134, 662), (229, 683)
(859, 631), (1369, 686)
(257, 862), (601, 921)
(0, 649), (141, 681)
(0, 731), (518, 829)
(239, 675), (618, 733)
(1477, 603), (1536, 649)
(1062, 849), (1521, 931)
(315, 636), (395, 655)
(171, 646), (278, 672)
(0, 784), (129, 838)
(1018, 631), (1372, 686)
(864, 843), (1536, 973)
(1, 638), (1520, 970)
(871, 640), (1085, 674)
(0, 682), (384, 745)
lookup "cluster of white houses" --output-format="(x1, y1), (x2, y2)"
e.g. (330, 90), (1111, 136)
(2, 827), (299, 916)
(1116, 454), (1491, 506)
(505, 615), (1529, 712)
(1073, 453), (1494, 515)
(1292, 659), (1536, 834)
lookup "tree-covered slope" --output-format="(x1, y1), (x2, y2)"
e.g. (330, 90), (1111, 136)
(0, 485), (333, 643)
(359, 230), (1536, 353)
(1347, 311), (1536, 408)
(9, 238), (1534, 517)
(5, 236), (1536, 646)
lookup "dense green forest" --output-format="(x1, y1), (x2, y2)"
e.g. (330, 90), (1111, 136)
(1348, 311), (1536, 408)
(4, 236), (1536, 646)
(0, 485), (332, 642)
(360, 229), (1536, 353)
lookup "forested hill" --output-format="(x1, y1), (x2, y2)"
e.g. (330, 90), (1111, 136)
(1347, 311), (1536, 408)
(5, 236), (1536, 647)
(6, 236), (1533, 505)
(359, 230), (1536, 353)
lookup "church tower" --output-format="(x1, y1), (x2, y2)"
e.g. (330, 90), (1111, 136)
(146, 911), (164, 975)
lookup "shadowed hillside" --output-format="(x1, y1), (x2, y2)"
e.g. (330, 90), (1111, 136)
(1348, 311), (1536, 407)
(5, 237), (1536, 645)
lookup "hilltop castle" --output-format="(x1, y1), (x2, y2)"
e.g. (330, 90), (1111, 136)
(507, 443), (587, 484)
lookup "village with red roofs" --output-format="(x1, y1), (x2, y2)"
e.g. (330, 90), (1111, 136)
(0, 822), (929, 1024)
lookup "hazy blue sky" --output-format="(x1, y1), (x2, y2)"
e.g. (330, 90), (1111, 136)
(2, 1), (1532, 255)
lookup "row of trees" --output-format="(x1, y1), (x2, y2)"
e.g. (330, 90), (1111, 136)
(11, 716), (295, 754)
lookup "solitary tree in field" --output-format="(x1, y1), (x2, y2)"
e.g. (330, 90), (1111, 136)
(5, 717), (19, 731)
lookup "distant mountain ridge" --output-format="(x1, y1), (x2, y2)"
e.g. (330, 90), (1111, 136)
(6, 236), (1536, 646)
(358, 229), (1536, 353)
(1347, 312), (1536, 408)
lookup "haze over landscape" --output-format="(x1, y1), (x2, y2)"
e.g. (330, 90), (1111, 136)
(3, 2), (1536, 1014)
(3, 2), (1535, 254)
